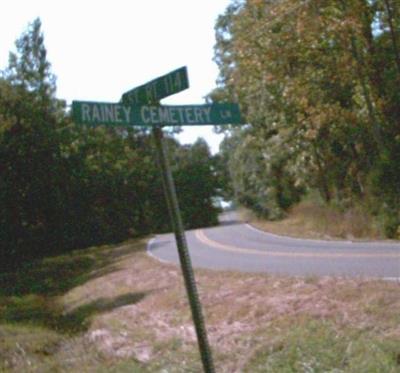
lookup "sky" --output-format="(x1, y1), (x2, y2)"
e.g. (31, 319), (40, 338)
(0, 0), (232, 153)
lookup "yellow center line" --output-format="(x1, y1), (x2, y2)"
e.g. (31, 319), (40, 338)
(195, 230), (400, 259)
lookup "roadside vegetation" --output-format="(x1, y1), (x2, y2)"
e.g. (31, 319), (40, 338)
(0, 19), (220, 272)
(1, 238), (399, 372)
(211, 0), (400, 239)
(240, 193), (386, 240)
(2, 5), (400, 372)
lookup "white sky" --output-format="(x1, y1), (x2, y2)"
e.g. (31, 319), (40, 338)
(0, 0), (231, 153)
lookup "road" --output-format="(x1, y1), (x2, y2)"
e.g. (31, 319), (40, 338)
(148, 212), (400, 278)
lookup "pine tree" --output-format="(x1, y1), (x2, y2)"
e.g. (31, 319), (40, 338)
(3, 18), (56, 108)
(0, 18), (63, 267)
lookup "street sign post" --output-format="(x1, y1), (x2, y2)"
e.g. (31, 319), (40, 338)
(122, 66), (189, 105)
(73, 66), (243, 373)
(152, 126), (215, 373)
(72, 101), (242, 127)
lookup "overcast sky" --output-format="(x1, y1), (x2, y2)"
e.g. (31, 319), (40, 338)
(0, 0), (232, 153)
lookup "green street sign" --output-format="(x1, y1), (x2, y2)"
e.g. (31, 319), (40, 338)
(72, 65), (241, 372)
(122, 66), (189, 105)
(72, 101), (242, 126)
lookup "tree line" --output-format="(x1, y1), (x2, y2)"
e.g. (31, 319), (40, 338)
(0, 19), (220, 269)
(211, 0), (400, 237)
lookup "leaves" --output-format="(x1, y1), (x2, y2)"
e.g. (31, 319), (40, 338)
(0, 19), (220, 268)
(212, 0), (400, 229)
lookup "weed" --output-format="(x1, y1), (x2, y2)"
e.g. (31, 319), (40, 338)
(1, 237), (399, 372)
(242, 198), (383, 240)
(245, 318), (400, 372)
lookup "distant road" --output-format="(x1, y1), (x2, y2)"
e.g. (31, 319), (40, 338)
(148, 212), (400, 279)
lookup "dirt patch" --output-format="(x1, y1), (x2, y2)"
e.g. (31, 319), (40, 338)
(87, 328), (152, 362)
(62, 244), (400, 371)
(3, 238), (400, 372)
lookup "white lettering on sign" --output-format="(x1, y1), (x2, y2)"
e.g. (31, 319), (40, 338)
(221, 110), (232, 119)
(74, 101), (239, 126)
(80, 104), (131, 124)
(141, 106), (150, 123)
(169, 108), (178, 124)
(174, 72), (182, 91)
(122, 107), (131, 122)
(92, 105), (101, 122)
(163, 72), (182, 95)
(194, 107), (204, 123)
(185, 108), (194, 124)
(164, 75), (172, 95)
(145, 82), (157, 102)
(137, 106), (214, 125)
(203, 107), (211, 123)
(145, 86), (152, 102)
(176, 108), (185, 123)
(158, 107), (170, 123)
(82, 104), (91, 121)
(133, 90), (139, 104)
(114, 106), (122, 122)
(150, 107), (158, 123)
(103, 105), (115, 122)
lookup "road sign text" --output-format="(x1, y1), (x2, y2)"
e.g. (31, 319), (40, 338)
(122, 66), (189, 105)
(72, 101), (242, 126)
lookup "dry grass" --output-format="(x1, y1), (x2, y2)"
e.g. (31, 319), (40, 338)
(241, 200), (383, 240)
(1, 238), (400, 372)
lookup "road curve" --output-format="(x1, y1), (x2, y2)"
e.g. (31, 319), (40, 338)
(148, 213), (400, 278)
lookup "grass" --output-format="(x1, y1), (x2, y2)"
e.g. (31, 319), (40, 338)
(241, 198), (384, 240)
(1, 237), (400, 371)
(246, 318), (400, 372)
(0, 239), (150, 371)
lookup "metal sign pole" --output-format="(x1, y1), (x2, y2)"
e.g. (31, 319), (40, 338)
(152, 126), (215, 373)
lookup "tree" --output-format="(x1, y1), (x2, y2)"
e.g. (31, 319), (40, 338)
(3, 18), (56, 109)
(211, 0), (400, 235)
(0, 18), (225, 271)
(168, 138), (220, 229)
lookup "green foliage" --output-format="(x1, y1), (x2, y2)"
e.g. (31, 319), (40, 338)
(0, 239), (145, 302)
(0, 240), (149, 372)
(246, 318), (400, 372)
(0, 78), (67, 262)
(3, 18), (56, 109)
(173, 138), (220, 228)
(0, 18), (220, 269)
(218, 129), (303, 219)
(212, 0), (400, 233)
(368, 144), (400, 237)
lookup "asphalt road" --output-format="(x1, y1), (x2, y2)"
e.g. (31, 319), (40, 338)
(148, 212), (400, 278)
